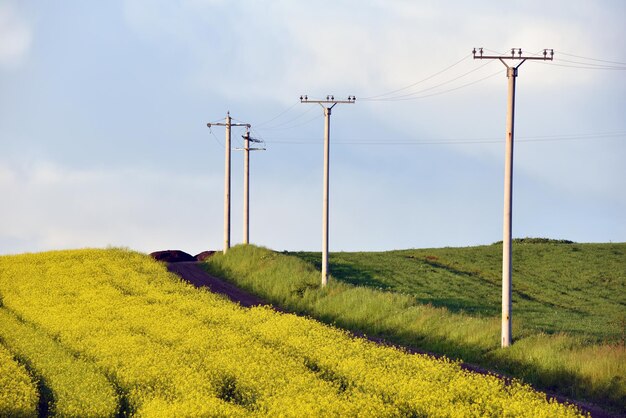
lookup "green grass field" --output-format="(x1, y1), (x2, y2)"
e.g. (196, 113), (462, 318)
(290, 240), (625, 343)
(203, 241), (626, 412)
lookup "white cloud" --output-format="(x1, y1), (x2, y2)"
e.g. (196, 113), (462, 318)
(0, 160), (224, 255)
(0, 2), (32, 69)
(120, 0), (624, 106)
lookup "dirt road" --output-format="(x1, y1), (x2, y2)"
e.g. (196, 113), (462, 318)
(167, 261), (273, 308)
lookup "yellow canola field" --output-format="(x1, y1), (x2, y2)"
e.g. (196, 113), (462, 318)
(0, 307), (119, 417)
(0, 342), (39, 417)
(0, 249), (587, 417)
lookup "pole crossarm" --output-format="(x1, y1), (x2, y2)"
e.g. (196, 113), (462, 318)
(207, 122), (251, 128)
(472, 47), (554, 62)
(300, 95), (356, 106)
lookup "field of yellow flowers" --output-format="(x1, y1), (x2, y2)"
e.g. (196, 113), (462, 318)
(0, 249), (587, 417)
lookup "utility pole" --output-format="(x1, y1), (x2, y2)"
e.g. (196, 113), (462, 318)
(235, 127), (266, 245)
(473, 48), (553, 347)
(207, 112), (250, 254)
(300, 95), (356, 287)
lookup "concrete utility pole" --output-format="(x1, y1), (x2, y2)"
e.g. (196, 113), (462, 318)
(207, 112), (251, 254)
(300, 95), (356, 287)
(235, 127), (266, 245)
(473, 48), (553, 347)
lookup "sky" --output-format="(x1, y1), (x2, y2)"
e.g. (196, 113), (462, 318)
(1, 0), (625, 255)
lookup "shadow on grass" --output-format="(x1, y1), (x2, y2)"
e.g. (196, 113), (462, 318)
(286, 252), (391, 290)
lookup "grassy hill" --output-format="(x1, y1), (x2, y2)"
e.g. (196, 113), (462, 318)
(291, 240), (625, 342)
(203, 242), (626, 412)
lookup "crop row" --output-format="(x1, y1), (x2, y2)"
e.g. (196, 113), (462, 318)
(0, 342), (38, 417)
(0, 249), (586, 417)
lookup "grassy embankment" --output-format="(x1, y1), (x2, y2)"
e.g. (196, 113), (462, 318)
(203, 241), (625, 411)
(0, 248), (586, 417)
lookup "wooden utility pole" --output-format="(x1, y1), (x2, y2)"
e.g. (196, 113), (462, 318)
(473, 48), (553, 347)
(300, 95), (356, 286)
(236, 127), (265, 245)
(207, 112), (250, 254)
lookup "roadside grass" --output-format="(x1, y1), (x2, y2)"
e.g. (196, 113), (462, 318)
(203, 243), (626, 411)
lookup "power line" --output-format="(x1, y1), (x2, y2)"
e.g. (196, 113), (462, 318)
(537, 61), (626, 70)
(207, 125), (224, 148)
(261, 131), (625, 146)
(257, 112), (323, 132)
(259, 106), (317, 130)
(254, 101), (300, 127)
(373, 68), (502, 102)
(360, 54), (472, 100)
(362, 60), (497, 102)
(555, 58), (626, 68)
(555, 51), (626, 66)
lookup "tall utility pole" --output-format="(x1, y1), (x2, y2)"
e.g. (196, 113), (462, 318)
(473, 48), (553, 347)
(300, 95), (356, 286)
(236, 127), (266, 245)
(207, 112), (250, 254)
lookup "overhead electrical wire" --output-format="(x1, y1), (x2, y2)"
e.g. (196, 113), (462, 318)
(261, 131), (625, 146)
(360, 54), (472, 100)
(361, 58), (499, 102)
(257, 107), (321, 131)
(207, 126), (224, 148)
(555, 51), (626, 66)
(534, 59), (626, 70)
(376, 68), (503, 102)
(254, 101), (300, 128)
(207, 51), (624, 149)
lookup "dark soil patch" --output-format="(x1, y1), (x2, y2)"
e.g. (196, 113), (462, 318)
(195, 251), (217, 262)
(150, 250), (196, 263)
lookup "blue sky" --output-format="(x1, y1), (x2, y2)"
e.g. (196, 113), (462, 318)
(1, 0), (625, 255)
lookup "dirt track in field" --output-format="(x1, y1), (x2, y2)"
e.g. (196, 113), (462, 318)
(167, 261), (277, 309)
(166, 260), (620, 418)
